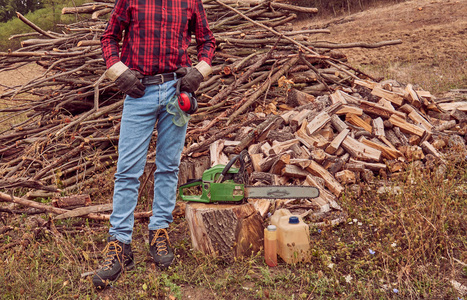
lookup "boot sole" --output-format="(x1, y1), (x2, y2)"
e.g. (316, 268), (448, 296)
(92, 261), (135, 289)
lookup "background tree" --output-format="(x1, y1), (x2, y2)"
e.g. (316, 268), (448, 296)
(0, 0), (45, 23)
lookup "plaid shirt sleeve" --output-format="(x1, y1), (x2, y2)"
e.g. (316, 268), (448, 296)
(192, 0), (216, 65)
(100, 0), (130, 69)
(101, 0), (216, 75)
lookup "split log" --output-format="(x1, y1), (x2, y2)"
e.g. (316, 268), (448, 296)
(389, 114), (426, 137)
(305, 160), (344, 196)
(371, 86), (404, 106)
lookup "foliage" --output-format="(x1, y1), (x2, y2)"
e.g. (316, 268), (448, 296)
(0, 0), (44, 22)
(0, 0), (80, 23)
(0, 0), (89, 51)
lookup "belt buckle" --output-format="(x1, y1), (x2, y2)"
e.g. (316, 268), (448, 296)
(158, 74), (165, 84)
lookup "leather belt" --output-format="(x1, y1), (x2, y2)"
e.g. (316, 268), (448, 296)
(141, 73), (177, 86)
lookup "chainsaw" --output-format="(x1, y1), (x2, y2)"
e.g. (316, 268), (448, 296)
(179, 150), (319, 203)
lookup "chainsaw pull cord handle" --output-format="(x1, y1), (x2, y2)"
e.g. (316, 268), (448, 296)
(215, 150), (247, 183)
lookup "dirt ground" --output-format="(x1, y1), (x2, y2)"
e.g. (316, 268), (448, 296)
(296, 0), (467, 66)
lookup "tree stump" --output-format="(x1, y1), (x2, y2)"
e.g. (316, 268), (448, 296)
(185, 202), (264, 260)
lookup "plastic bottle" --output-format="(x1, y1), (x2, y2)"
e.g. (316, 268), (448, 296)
(264, 225), (277, 267)
(274, 215), (311, 264)
(270, 208), (292, 227)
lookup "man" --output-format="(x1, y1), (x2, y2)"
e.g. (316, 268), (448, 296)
(92, 0), (215, 289)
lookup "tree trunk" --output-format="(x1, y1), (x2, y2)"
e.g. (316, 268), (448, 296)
(185, 202), (264, 260)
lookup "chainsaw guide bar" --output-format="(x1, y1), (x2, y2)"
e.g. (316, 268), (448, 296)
(244, 185), (319, 199)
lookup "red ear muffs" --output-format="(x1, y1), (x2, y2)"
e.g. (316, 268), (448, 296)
(176, 80), (198, 114)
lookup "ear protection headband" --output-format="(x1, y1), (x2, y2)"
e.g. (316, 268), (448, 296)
(176, 79), (198, 115)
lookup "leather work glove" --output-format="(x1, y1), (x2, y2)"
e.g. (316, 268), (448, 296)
(178, 60), (212, 93)
(106, 61), (146, 98)
(174, 67), (189, 78)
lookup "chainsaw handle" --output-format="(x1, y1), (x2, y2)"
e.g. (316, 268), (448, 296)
(217, 150), (249, 183)
(178, 179), (207, 202)
(218, 156), (239, 182)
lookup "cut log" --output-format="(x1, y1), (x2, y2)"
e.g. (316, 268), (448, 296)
(346, 113), (372, 132)
(279, 110), (297, 124)
(54, 203), (113, 220)
(372, 117), (385, 137)
(389, 114), (426, 137)
(438, 102), (467, 112)
(325, 128), (349, 154)
(185, 202), (264, 260)
(404, 84), (422, 108)
(341, 135), (382, 162)
(359, 137), (403, 160)
(210, 140), (229, 166)
(52, 194), (91, 208)
(434, 120), (457, 132)
(421, 141), (445, 163)
(354, 79), (378, 90)
(287, 89), (315, 107)
(359, 100), (406, 119)
(399, 104), (433, 133)
(348, 158), (387, 172)
(281, 164), (310, 178)
(270, 152), (291, 175)
(269, 139), (300, 155)
(290, 109), (312, 130)
(247, 199), (270, 219)
(310, 148), (327, 163)
(294, 120), (315, 148)
(250, 153), (264, 172)
(400, 145), (425, 161)
(305, 160), (344, 196)
(450, 109), (467, 123)
(335, 170), (356, 185)
(306, 111), (331, 136)
(330, 90), (348, 105)
(336, 106), (363, 116)
(371, 86), (404, 106)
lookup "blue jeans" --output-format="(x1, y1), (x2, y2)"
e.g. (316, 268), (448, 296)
(109, 79), (187, 244)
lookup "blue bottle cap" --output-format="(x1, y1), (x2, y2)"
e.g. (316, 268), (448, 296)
(289, 216), (299, 224)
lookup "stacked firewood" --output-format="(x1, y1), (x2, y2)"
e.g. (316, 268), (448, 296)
(1, 0), (466, 222)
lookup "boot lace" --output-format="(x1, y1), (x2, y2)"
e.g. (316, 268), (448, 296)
(150, 229), (171, 256)
(101, 241), (123, 270)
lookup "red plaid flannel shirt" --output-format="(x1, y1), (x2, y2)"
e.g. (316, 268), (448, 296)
(101, 0), (216, 75)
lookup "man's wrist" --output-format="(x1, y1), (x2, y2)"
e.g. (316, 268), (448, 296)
(106, 61), (129, 81)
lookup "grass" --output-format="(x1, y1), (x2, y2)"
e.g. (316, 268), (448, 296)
(1, 154), (466, 299)
(356, 54), (467, 96)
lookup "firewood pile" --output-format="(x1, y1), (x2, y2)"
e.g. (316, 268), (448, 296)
(1, 0), (466, 223)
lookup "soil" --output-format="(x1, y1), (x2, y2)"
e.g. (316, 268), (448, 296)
(295, 0), (467, 67)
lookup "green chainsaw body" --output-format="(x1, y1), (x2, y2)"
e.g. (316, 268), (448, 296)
(179, 164), (245, 203)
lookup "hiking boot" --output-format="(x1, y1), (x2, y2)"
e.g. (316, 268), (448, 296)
(149, 229), (174, 269)
(92, 236), (134, 289)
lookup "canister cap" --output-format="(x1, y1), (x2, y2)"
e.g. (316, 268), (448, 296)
(267, 225), (277, 231)
(289, 216), (299, 224)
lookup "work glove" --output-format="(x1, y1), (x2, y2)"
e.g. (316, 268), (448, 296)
(106, 61), (146, 98)
(177, 60), (212, 93)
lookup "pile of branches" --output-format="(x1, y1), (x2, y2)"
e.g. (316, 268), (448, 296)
(0, 0), (408, 198)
